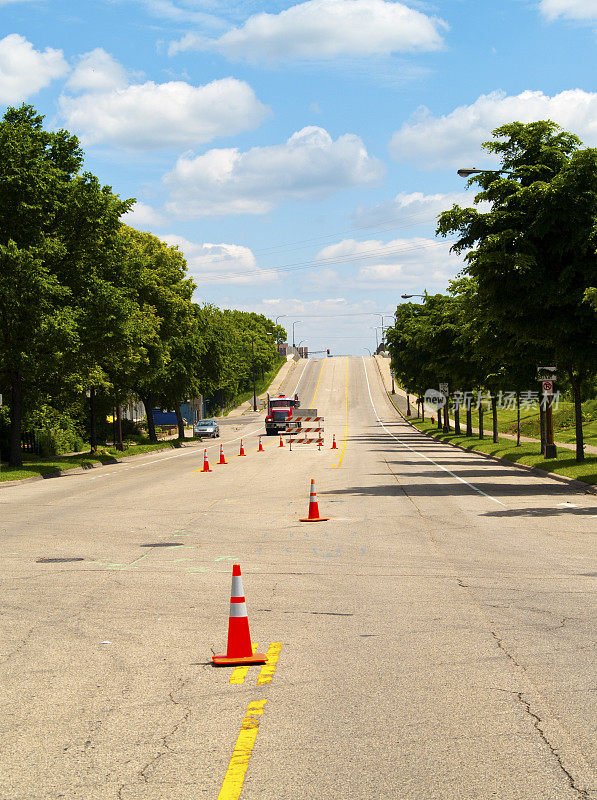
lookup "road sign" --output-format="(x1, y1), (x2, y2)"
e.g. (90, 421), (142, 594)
(542, 380), (554, 394)
(537, 366), (557, 380)
(439, 383), (449, 395)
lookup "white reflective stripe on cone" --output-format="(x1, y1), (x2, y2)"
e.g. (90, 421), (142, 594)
(229, 602), (248, 618)
(231, 576), (244, 596)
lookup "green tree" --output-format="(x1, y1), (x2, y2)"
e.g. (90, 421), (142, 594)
(438, 121), (597, 460)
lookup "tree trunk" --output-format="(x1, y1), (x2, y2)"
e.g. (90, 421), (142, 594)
(175, 404), (185, 441)
(516, 391), (521, 447)
(116, 404), (123, 451)
(454, 401), (461, 435)
(406, 394), (410, 416)
(443, 398), (450, 432)
(437, 411), (442, 430)
(141, 395), (157, 442)
(466, 400), (472, 437)
(9, 370), (23, 469)
(420, 399), (424, 422)
(478, 392), (484, 439)
(491, 393), (498, 443)
(567, 368), (584, 462)
(90, 387), (97, 452)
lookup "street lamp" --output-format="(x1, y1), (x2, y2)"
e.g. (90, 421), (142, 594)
(363, 347), (372, 356)
(401, 294), (426, 300)
(457, 168), (516, 178)
(369, 326), (383, 350)
(250, 335), (257, 412)
(292, 320), (302, 349)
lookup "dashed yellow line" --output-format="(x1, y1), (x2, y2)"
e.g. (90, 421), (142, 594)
(257, 642), (283, 685)
(216, 700), (267, 800)
(332, 358), (349, 469)
(229, 645), (259, 684)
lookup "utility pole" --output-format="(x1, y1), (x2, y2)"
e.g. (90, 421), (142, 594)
(251, 336), (257, 412)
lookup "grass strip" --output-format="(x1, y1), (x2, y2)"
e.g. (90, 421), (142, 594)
(407, 418), (597, 486)
(0, 439), (184, 483)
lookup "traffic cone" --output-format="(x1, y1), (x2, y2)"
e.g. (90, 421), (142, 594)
(218, 445), (227, 465)
(331, 434), (337, 450)
(212, 564), (268, 666)
(258, 436), (264, 452)
(239, 439), (246, 456)
(279, 434), (284, 447)
(299, 478), (329, 522)
(201, 449), (212, 472)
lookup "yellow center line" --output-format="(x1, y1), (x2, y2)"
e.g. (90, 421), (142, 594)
(216, 699), (267, 800)
(257, 642), (283, 685)
(229, 644), (259, 684)
(332, 358), (349, 469)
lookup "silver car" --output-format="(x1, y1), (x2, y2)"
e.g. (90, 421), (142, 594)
(193, 419), (220, 438)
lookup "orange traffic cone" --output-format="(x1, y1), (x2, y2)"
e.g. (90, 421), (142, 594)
(218, 445), (227, 465)
(201, 449), (212, 472)
(299, 478), (329, 522)
(212, 564), (268, 666)
(278, 434), (284, 447)
(239, 439), (246, 456)
(331, 434), (337, 449)
(258, 436), (264, 452)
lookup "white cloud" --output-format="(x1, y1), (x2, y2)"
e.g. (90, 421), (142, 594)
(59, 74), (269, 149)
(314, 236), (462, 287)
(66, 48), (128, 93)
(164, 126), (385, 217)
(169, 0), (446, 61)
(539, 0), (597, 21)
(161, 235), (277, 284)
(121, 202), (168, 230)
(352, 191), (475, 229)
(0, 34), (68, 103)
(389, 89), (597, 169)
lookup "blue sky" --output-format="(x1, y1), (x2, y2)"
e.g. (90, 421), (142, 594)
(2, 0), (596, 354)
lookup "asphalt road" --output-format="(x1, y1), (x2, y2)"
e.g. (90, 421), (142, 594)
(1, 356), (595, 800)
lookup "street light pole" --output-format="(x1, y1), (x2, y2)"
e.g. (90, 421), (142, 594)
(251, 336), (257, 412)
(292, 320), (302, 349)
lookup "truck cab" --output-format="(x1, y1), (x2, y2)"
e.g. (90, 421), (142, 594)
(265, 393), (299, 435)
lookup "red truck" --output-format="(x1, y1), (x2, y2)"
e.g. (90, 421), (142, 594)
(265, 393), (300, 435)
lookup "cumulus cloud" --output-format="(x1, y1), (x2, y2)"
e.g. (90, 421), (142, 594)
(169, 0), (446, 61)
(539, 0), (597, 20)
(164, 126), (384, 217)
(121, 202), (168, 230)
(314, 236), (462, 287)
(161, 235), (277, 284)
(66, 48), (128, 93)
(352, 191), (476, 229)
(389, 89), (597, 169)
(59, 71), (269, 149)
(0, 34), (68, 103)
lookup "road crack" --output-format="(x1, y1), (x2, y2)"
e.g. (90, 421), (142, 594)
(137, 678), (192, 786)
(490, 630), (526, 671)
(515, 692), (589, 799)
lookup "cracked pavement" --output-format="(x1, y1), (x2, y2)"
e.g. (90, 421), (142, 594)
(0, 356), (595, 799)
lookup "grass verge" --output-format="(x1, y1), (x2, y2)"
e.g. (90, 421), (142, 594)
(408, 418), (597, 487)
(0, 439), (184, 483)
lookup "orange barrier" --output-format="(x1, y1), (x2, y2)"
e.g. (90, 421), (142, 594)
(239, 439), (246, 456)
(218, 445), (227, 465)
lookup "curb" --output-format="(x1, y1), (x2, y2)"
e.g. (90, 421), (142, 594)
(374, 363), (596, 496)
(0, 441), (199, 489)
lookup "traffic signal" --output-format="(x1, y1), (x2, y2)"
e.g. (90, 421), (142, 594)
(327, 349), (330, 356)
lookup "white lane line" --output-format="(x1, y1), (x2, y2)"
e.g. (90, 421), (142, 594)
(361, 357), (506, 507)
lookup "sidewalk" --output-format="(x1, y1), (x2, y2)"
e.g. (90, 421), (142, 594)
(374, 354), (596, 455)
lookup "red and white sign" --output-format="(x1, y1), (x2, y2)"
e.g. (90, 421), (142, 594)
(542, 380), (553, 394)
